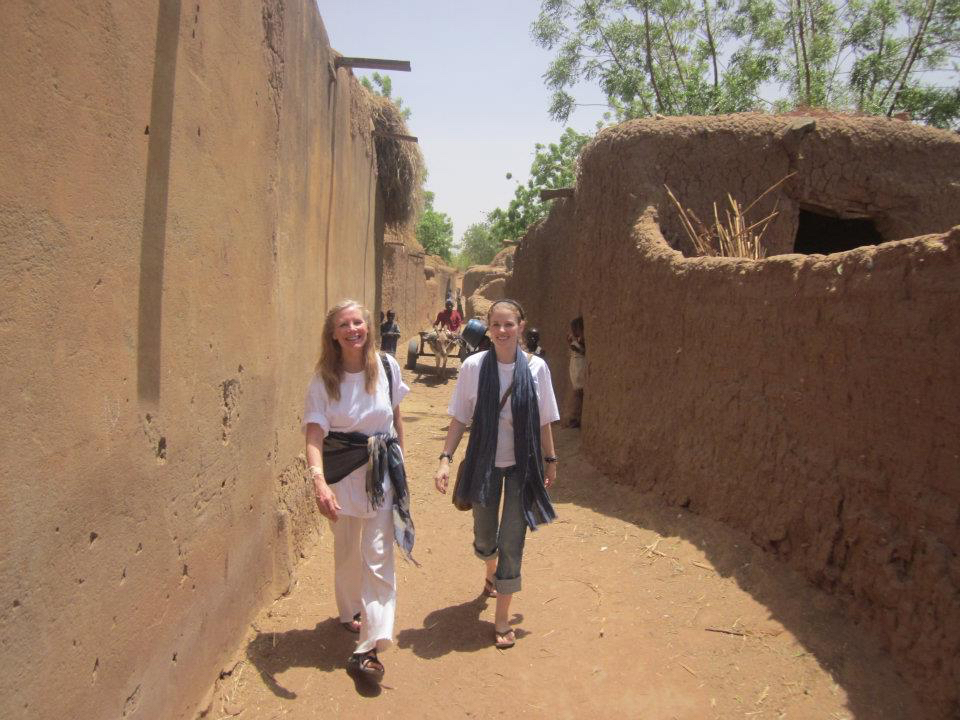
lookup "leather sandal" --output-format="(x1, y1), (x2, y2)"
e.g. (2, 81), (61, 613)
(347, 650), (385, 682)
(494, 627), (516, 650)
(482, 578), (498, 598)
(341, 612), (361, 633)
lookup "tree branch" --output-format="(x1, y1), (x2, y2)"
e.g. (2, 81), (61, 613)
(883, 0), (937, 115)
(662, 14), (688, 86)
(703, 0), (720, 91)
(642, 2), (668, 112)
(597, 18), (653, 115)
(869, 18), (887, 99)
(796, 0), (813, 104)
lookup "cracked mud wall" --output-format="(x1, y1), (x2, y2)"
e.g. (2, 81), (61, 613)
(509, 114), (960, 717)
(1, 2), (378, 719)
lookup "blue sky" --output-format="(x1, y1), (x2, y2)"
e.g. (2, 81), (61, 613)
(319, 1), (608, 241)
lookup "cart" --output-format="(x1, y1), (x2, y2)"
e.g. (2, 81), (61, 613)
(405, 331), (468, 371)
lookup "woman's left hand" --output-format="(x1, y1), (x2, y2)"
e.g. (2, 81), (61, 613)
(544, 461), (557, 488)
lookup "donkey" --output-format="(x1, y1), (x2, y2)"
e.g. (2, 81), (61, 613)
(424, 327), (459, 379)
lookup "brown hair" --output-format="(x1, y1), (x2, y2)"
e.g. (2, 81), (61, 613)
(314, 300), (379, 401)
(487, 298), (526, 322)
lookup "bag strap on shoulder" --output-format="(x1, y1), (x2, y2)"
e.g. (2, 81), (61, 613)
(499, 383), (514, 412)
(497, 351), (533, 412)
(379, 352), (394, 406)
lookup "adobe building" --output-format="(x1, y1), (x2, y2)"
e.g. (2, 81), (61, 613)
(508, 112), (960, 717)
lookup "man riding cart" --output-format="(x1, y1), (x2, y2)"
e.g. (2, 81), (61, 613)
(405, 300), (467, 375)
(434, 299), (462, 334)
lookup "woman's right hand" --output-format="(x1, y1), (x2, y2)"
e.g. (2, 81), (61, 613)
(313, 477), (341, 521)
(435, 461), (450, 494)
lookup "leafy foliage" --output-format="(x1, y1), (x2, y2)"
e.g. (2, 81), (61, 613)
(456, 222), (501, 267)
(360, 72), (412, 120)
(534, 0), (960, 127)
(416, 190), (454, 261)
(488, 128), (592, 243)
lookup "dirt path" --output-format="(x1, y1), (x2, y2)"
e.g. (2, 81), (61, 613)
(207, 359), (920, 720)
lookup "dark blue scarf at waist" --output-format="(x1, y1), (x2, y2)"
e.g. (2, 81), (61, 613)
(322, 431), (417, 563)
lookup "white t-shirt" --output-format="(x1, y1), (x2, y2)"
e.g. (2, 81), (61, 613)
(302, 353), (410, 518)
(448, 351), (560, 468)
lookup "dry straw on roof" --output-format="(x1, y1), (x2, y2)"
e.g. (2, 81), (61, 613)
(665, 173), (796, 260)
(368, 93), (425, 228)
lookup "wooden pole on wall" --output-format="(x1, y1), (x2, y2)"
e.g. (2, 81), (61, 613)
(373, 130), (419, 143)
(540, 188), (575, 200)
(334, 57), (412, 72)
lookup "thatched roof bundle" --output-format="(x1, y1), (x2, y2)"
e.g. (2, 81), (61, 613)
(368, 93), (424, 228)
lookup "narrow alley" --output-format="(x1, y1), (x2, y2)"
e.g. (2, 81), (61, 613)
(204, 356), (919, 720)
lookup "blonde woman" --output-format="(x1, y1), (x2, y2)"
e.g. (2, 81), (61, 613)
(303, 300), (413, 682)
(434, 299), (559, 649)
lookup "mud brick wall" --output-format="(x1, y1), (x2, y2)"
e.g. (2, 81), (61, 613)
(462, 264), (509, 301)
(507, 202), (579, 419)
(380, 231), (456, 350)
(0, 2), (380, 718)
(509, 114), (960, 717)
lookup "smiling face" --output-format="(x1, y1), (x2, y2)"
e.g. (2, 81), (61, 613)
(332, 305), (368, 354)
(488, 304), (524, 354)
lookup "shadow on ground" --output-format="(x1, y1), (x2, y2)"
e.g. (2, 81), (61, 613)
(410, 371), (455, 387)
(396, 595), (528, 659)
(246, 618), (382, 699)
(549, 427), (921, 720)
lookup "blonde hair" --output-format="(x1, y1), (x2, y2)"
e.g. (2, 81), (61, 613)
(315, 300), (379, 401)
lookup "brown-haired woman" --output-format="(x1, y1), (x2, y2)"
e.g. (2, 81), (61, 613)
(303, 299), (414, 682)
(434, 299), (560, 649)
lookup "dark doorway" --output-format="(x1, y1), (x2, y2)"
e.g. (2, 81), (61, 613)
(793, 208), (885, 254)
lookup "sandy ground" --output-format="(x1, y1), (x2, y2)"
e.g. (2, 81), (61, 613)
(205, 353), (921, 720)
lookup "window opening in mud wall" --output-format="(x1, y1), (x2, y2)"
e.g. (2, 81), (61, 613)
(793, 207), (886, 254)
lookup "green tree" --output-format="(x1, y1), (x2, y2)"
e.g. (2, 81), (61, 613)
(534, 0), (960, 127)
(840, 0), (960, 123)
(416, 190), (454, 261)
(488, 128), (592, 243)
(360, 72), (412, 120)
(457, 222), (501, 267)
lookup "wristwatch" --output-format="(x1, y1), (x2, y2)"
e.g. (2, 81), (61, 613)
(439, 452), (453, 461)
(544, 455), (559, 463)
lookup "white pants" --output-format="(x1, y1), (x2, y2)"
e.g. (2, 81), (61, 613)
(330, 502), (397, 654)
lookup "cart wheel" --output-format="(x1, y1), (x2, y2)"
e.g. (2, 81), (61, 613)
(405, 338), (419, 370)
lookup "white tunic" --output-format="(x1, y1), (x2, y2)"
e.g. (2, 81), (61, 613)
(448, 351), (560, 468)
(302, 354), (410, 517)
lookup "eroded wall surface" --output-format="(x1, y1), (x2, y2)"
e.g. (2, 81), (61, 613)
(509, 115), (960, 717)
(0, 2), (377, 718)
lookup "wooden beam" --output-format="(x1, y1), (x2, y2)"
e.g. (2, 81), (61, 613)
(335, 57), (411, 72)
(540, 188), (575, 201)
(373, 130), (419, 143)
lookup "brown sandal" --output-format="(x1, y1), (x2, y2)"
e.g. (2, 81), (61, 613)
(494, 627), (516, 649)
(347, 650), (385, 682)
(482, 578), (498, 598)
